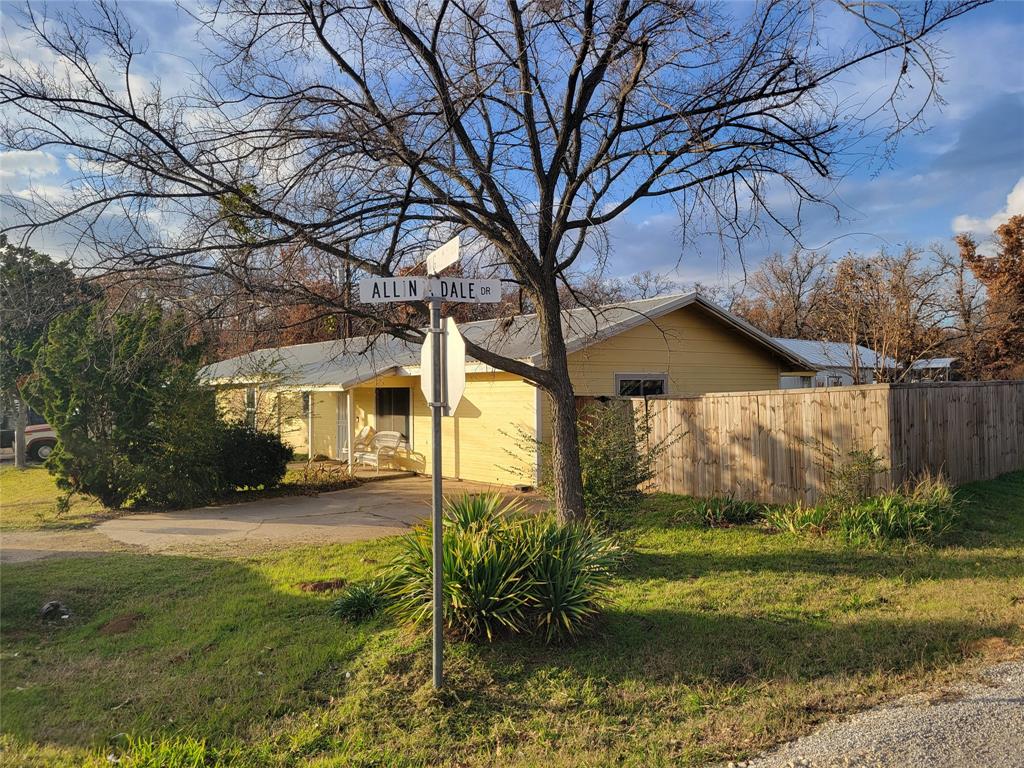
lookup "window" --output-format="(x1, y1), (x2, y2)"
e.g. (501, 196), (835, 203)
(375, 387), (411, 438)
(245, 387), (257, 429)
(615, 373), (667, 397)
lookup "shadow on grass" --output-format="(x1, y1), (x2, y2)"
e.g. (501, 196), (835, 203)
(0, 551), (376, 751)
(618, 546), (1024, 582)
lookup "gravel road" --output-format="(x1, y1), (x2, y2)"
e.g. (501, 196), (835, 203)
(730, 661), (1024, 768)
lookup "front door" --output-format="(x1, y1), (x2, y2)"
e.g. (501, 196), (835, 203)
(375, 388), (411, 439)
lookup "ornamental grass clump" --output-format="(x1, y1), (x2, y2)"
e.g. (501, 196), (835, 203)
(386, 492), (620, 643)
(837, 472), (960, 546)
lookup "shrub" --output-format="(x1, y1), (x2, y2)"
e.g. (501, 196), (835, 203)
(215, 422), (291, 489)
(519, 399), (675, 525)
(823, 448), (887, 510)
(26, 302), (224, 509)
(696, 496), (765, 528)
(518, 515), (621, 642)
(332, 581), (390, 622)
(386, 492), (619, 643)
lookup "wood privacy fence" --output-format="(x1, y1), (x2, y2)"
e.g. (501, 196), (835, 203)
(591, 381), (1024, 504)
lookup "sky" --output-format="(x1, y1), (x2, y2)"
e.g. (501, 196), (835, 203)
(1, 0), (1022, 287)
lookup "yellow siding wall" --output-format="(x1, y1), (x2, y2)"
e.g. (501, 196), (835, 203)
(539, 305), (792, 444)
(310, 392), (340, 459)
(352, 372), (536, 486)
(568, 304), (784, 395)
(277, 392), (307, 453)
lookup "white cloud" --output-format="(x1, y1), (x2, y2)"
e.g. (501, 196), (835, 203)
(951, 176), (1024, 235)
(0, 150), (60, 179)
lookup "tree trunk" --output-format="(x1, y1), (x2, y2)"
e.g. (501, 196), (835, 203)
(536, 290), (585, 523)
(13, 396), (28, 469)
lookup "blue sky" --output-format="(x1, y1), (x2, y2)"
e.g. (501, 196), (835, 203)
(1, 0), (1022, 286)
(606, 1), (1024, 284)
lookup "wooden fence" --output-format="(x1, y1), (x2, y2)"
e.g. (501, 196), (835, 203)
(599, 381), (1023, 504)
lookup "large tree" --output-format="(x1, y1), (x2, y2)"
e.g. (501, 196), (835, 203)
(0, 0), (984, 519)
(956, 215), (1024, 379)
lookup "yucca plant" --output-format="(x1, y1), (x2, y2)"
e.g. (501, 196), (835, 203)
(385, 492), (620, 643)
(519, 515), (620, 643)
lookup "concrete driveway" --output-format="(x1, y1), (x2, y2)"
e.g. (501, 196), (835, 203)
(98, 476), (444, 552)
(0, 477), (538, 561)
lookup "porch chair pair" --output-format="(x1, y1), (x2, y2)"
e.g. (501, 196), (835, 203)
(350, 425), (408, 472)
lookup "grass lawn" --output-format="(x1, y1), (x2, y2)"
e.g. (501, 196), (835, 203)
(0, 464), (357, 533)
(1, 473), (1022, 767)
(0, 466), (114, 531)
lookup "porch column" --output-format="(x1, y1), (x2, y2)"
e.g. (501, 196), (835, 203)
(346, 389), (355, 473)
(307, 392), (314, 458)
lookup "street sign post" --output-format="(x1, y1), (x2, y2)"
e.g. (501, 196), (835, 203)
(357, 238), (500, 689)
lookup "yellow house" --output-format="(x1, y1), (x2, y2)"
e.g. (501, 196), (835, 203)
(204, 293), (816, 487)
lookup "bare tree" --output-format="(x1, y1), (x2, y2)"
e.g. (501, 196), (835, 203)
(0, 0), (985, 520)
(821, 247), (955, 381)
(732, 249), (831, 338)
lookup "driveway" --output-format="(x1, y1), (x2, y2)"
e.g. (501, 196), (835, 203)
(2, 477), (543, 562)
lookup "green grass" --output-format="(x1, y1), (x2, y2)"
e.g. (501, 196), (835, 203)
(1, 473), (1022, 767)
(0, 466), (114, 531)
(0, 463), (358, 532)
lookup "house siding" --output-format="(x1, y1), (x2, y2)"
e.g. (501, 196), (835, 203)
(539, 304), (793, 446)
(351, 372), (536, 486)
(567, 304), (784, 396)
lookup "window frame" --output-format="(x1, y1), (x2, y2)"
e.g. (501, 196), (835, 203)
(244, 387), (258, 429)
(614, 372), (669, 397)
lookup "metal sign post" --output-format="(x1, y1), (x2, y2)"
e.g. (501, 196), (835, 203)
(428, 293), (444, 689)
(356, 236), (501, 689)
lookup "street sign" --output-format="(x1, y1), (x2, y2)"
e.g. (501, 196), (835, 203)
(359, 276), (502, 304)
(426, 236), (460, 275)
(355, 235), (497, 691)
(358, 276), (425, 303)
(420, 317), (466, 415)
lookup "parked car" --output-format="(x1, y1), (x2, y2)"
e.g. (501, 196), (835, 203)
(0, 405), (57, 462)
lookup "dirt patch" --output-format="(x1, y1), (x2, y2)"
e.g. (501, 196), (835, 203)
(297, 578), (347, 593)
(99, 612), (144, 635)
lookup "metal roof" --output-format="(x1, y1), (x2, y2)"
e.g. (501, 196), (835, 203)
(201, 293), (818, 389)
(771, 338), (896, 370)
(911, 357), (957, 369)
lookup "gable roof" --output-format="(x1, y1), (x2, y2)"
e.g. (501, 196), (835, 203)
(201, 292), (818, 390)
(771, 338), (897, 370)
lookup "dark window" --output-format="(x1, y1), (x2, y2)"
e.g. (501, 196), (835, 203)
(375, 388), (411, 438)
(245, 387), (257, 429)
(616, 375), (666, 397)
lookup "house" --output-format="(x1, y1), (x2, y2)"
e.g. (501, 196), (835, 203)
(909, 357), (959, 382)
(772, 338), (895, 388)
(203, 293), (817, 486)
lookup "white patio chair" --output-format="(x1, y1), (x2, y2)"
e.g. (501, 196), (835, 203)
(353, 430), (408, 472)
